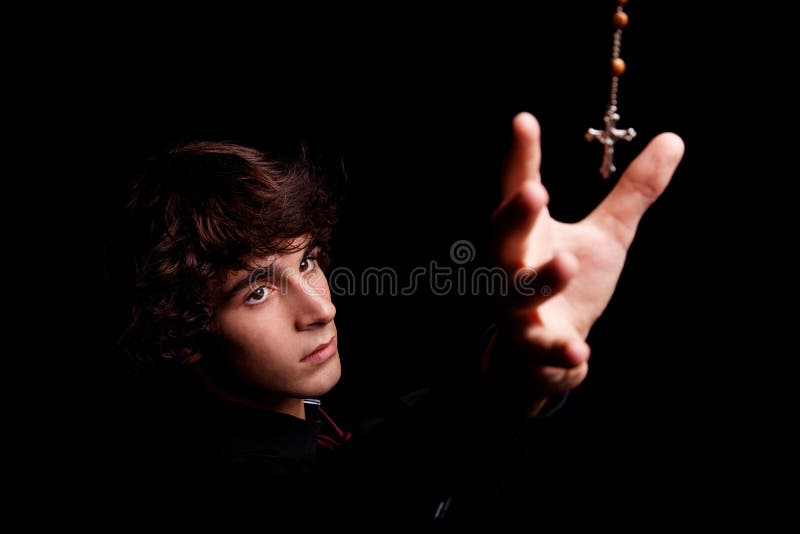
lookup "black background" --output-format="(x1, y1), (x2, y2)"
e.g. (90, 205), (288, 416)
(40, 0), (771, 520)
(79, 4), (717, 413)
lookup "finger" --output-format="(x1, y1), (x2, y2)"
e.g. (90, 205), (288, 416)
(507, 251), (579, 310)
(562, 339), (592, 367)
(530, 338), (591, 369)
(513, 343), (590, 402)
(500, 112), (542, 202)
(491, 180), (549, 270)
(589, 132), (685, 247)
(536, 361), (589, 395)
(497, 328), (591, 370)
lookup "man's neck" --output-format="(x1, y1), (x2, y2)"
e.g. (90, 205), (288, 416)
(191, 366), (306, 419)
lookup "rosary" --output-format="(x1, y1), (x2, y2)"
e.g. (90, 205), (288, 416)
(586, 0), (636, 179)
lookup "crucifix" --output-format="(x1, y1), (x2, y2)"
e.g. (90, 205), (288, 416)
(586, 106), (636, 178)
(586, 0), (636, 179)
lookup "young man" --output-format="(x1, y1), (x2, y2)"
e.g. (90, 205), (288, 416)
(111, 113), (683, 523)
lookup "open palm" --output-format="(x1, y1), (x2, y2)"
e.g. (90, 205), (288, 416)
(488, 113), (684, 410)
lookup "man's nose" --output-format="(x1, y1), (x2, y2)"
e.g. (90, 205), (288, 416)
(294, 280), (336, 331)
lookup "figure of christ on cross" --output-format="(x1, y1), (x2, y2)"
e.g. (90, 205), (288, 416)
(585, 105), (637, 178)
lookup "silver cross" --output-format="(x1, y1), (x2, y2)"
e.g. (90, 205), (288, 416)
(585, 106), (636, 178)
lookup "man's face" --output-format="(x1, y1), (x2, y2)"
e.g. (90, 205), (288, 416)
(209, 237), (341, 404)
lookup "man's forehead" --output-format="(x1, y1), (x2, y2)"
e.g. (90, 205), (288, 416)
(225, 254), (277, 281)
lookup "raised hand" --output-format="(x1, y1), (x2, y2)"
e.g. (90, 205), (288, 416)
(486, 112), (684, 415)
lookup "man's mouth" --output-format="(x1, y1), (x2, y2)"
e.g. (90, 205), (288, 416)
(301, 336), (337, 364)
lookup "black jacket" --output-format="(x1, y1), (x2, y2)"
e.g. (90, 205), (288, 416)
(112, 377), (572, 528)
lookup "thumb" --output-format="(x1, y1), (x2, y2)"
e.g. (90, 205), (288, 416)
(589, 132), (684, 247)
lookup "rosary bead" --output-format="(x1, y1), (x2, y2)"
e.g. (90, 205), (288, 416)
(616, 0), (629, 5)
(611, 58), (626, 76)
(613, 11), (629, 29)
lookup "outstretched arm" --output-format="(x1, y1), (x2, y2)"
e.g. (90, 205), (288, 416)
(485, 112), (684, 416)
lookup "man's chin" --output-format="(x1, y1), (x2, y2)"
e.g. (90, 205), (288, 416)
(304, 353), (342, 397)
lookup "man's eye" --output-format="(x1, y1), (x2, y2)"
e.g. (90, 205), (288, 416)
(300, 254), (318, 273)
(245, 286), (271, 305)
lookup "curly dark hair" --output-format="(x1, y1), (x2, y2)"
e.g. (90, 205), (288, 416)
(113, 142), (338, 366)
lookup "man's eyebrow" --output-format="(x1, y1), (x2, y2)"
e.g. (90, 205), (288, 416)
(224, 264), (277, 302)
(222, 242), (317, 303)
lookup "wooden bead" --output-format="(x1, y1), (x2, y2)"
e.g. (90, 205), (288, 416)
(616, 0), (629, 5)
(613, 11), (629, 28)
(611, 58), (626, 75)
